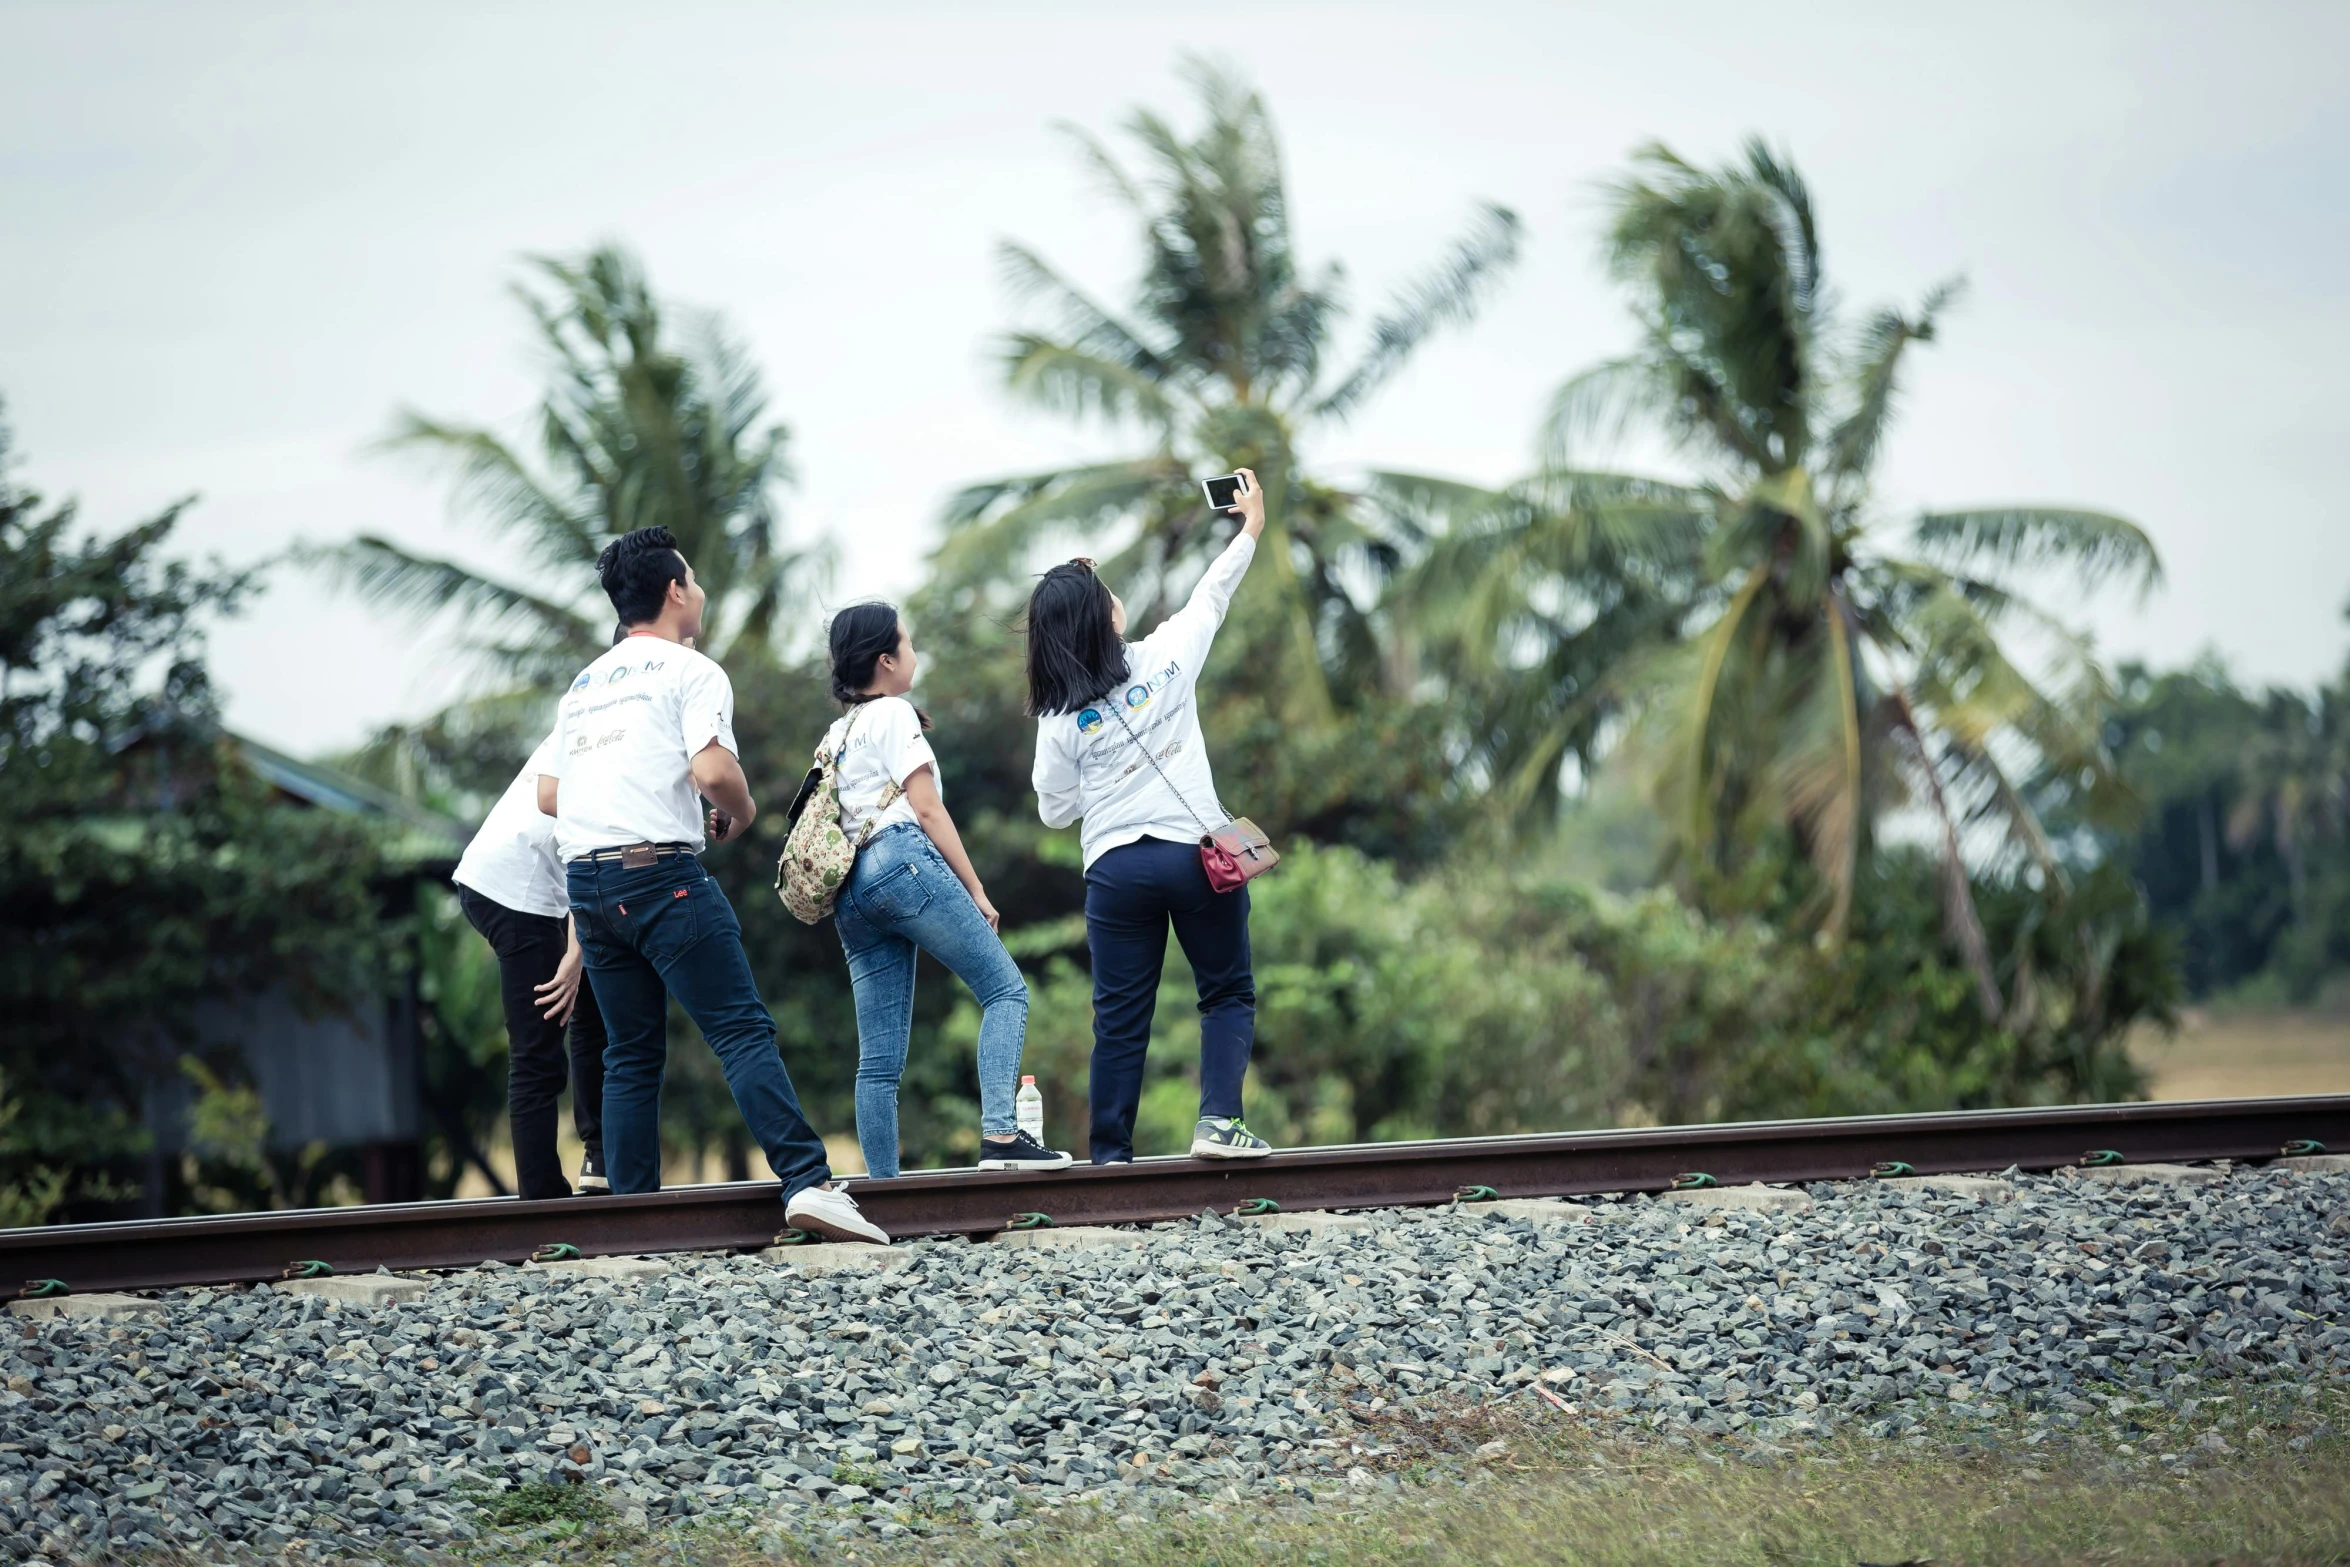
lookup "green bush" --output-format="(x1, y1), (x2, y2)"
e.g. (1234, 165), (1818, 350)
(943, 840), (2166, 1161)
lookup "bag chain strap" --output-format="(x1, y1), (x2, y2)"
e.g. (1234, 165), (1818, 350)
(1104, 701), (1225, 837)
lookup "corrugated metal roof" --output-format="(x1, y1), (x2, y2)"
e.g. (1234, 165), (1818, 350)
(232, 735), (470, 869)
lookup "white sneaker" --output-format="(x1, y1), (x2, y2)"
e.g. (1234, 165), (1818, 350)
(783, 1181), (890, 1245)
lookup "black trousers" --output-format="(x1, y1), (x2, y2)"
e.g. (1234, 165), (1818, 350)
(457, 885), (607, 1199)
(1083, 836), (1255, 1163)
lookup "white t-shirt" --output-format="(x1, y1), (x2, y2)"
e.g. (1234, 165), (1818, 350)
(452, 732), (568, 917)
(820, 695), (937, 842)
(1032, 531), (1256, 871)
(546, 634), (737, 862)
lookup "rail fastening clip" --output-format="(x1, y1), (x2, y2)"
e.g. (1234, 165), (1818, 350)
(2282, 1139), (2327, 1157)
(1870, 1161), (1915, 1179)
(1454, 1185), (1500, 1204)
(530, 1243), (583, 1264)
(18, 1279), (68, 1301)
(1232, 1198), (1281, 1217)
(2079, 1149), (2126, 1168)
(1006, 1212), (1056, 1231)
(282, 1261), (335, 1280)
(769, 1228), (818, 1248)
(1669, 1173), (1719, 1191)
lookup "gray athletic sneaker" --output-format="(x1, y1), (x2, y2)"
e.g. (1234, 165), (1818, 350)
(1190, 1116), (1272, 1160)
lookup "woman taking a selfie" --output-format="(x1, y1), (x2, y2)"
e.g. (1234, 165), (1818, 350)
(1026, 468), (1271, 1165)
(824, 603), (1070, 1177)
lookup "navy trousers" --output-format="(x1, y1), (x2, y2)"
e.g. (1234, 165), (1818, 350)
(1083, 836), (1255, 1162)
(566, 854), (832, 1203)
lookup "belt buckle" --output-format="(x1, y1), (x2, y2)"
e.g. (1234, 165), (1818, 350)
(619, 844), (657, 870)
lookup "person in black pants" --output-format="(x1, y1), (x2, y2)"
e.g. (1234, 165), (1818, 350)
(453, 734), (607, 1199)
(1026, 468), (1273, 1164)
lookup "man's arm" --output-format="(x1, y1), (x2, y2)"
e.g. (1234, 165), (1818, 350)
(536, 775), (559, 817)
(689, 739), (755, 842)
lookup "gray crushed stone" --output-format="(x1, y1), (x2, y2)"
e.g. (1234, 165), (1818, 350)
(1, 1164), (2343, 1558)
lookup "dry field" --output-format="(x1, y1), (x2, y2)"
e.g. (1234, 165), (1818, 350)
(2131, 1007), (2350, 1101)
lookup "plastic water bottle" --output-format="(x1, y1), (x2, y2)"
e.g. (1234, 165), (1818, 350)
(1016, 1076), (1044, 1142)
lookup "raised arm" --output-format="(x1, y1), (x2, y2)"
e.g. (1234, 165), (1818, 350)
(1147, 467), (1266, 672)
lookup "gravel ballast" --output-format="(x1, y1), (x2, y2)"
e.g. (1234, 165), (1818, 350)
(2, 1164), (2343, 1560)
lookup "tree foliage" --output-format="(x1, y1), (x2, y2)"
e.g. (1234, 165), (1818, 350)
(1384, 141), (2159, 1029)
(2100, 651), (2350, 1001)
(306, 244), (812, 812)
(0, 406), (401, 1221)
(247, 100), (2200, 1191)
(943, 60), (1516, 856)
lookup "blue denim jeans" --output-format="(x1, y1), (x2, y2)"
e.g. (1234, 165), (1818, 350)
(567, 854), (831, 1203)
(834, 823), (1030, 1178)
(1084, 836), (1254, 1163)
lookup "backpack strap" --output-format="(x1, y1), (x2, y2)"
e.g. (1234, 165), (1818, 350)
(833, 701), (905, 847)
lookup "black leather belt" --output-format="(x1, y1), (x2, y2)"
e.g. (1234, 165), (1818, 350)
(580, 842), (695, 868)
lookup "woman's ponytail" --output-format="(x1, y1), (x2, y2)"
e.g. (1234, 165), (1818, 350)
(827, 601), (931, 728)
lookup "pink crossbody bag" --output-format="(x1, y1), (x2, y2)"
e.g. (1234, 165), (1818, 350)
(1104, 703), (1278, 894)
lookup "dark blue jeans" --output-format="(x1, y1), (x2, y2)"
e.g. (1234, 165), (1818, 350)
(567, 855), (831, 1203)
(1084, 836), (1255, 1163)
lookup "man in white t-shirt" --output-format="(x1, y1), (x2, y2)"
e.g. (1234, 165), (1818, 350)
(452, 728), (607, 1198)
(540, 525), (886, 1245)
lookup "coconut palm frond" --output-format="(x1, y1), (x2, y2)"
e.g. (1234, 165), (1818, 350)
(1313, 203), (1522, 423)
(1912, 506), (2162, 600)
(1824, 276), (1963, 490)
(934, 459), (1183, 584)
(313, 243), (806, 689)
(996, 242), (1171, 378)
(298, 536), (600, 658)
(379, 417), (600, 575)
(999, 336), (1181, 433)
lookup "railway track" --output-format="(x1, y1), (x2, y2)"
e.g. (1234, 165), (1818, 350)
(7, 1094), (2344, 1297)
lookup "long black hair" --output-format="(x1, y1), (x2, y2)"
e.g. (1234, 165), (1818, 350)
(1024, 562), (1128, 717)
(827, 601), (931, 728)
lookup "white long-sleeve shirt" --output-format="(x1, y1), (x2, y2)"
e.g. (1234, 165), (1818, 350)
(1032, 531), (1257, 871)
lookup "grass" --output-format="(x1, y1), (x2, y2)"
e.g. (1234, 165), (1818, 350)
(426, 1377), (2350, 1566)
(990, 1433), (2350, 1567)
(469, 1475), (617, 1531)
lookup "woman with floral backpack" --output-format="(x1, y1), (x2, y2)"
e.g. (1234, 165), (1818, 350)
(805, 602), (1070, 1178)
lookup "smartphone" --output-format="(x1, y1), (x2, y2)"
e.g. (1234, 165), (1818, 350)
(1201, 472), (1250, 514)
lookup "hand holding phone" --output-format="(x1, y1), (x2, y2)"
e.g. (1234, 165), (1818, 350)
(1203, 468), (1266, 539)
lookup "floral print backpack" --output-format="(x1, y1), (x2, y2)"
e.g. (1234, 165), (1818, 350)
(773, 705), (899, 925)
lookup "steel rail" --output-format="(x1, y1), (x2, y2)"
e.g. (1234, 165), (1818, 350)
(7, 1095), (2343, 1297)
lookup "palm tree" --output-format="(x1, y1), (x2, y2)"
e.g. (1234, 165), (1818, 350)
(1392, 142), (2159, 1018)
(942, 61), (1520, 720)
(306, 246), (808, 694)
(2228, 684), (2348, 926)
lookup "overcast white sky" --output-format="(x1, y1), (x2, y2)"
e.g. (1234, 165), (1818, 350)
(3, 1), (2345, 758)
